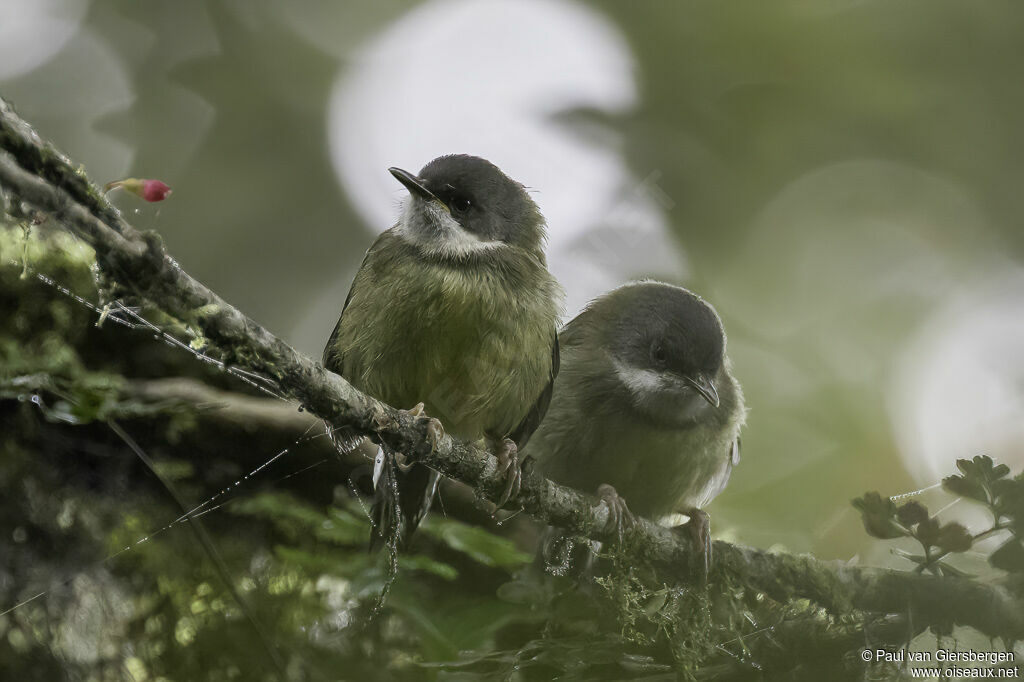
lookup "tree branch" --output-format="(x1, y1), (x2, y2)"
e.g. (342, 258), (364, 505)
(2, 96), (1022, 641)
(124, 378), (520, 531)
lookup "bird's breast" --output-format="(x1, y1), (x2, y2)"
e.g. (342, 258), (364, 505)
(334, 257), (557, 440)
(534, 407), (735, 518)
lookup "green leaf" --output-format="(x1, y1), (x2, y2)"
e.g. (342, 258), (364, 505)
(989, 538), (1024, 573)
(231, 492), (367, 545)
(852, 492), (906, 540)
(496, 576), (551, 606)
(993, 476), (1024, 533)
(896, 501), (929, 527)
(891, 547), (932, 565)
(915, 518), (940, 547)
(150, 459), (195, 482)
(273, 544), (371, 574)
(319, 506), (372, 546)
(943, 455), (1010, 505)
(943, 474), (985, 503)
(420, 517), (531, 568)
(935, 523), (972, 553)
(642, 589), (669, 616)
(936, 562), (970, 578)
(397, 555), (458, 581)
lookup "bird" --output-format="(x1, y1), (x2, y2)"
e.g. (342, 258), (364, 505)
(526, 280), (744, 576)
(322, 154), (563, 549)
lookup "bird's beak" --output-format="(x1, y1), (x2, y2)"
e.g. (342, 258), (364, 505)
(685, 374), (720, 408)
(389, 167), (437, 201)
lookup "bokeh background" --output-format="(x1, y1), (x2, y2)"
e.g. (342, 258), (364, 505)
(3, 0), (1024, 677)
(5, 0), (1024, 565)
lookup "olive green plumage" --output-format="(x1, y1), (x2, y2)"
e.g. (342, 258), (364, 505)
(528, 281), (744, 520)
(322, 154), (562, 546)
(324, 228), (561, 443)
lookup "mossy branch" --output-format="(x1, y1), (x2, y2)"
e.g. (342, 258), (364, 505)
(2, 96), (1022, 641)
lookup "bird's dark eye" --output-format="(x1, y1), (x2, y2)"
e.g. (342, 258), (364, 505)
(650, 343), (666, 366)
(450, 196), (471, 213)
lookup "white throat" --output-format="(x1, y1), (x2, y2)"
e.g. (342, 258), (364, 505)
(611, 357), (673, 401)
(610, 356), (713, 426)
(397, 198), (503, 258)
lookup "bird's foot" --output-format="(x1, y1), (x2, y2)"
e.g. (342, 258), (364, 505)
(370, 404), (390, 431)
(596, 484), (635, 544)
(493, 437), (522, 510)
(403, 402), (426, 418)
(424, 418), (444, 455)
(675, 507), (712, 582)
(402, 402), (445, 451)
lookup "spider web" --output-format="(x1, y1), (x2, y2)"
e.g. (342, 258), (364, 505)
(2, 259), (390, 632)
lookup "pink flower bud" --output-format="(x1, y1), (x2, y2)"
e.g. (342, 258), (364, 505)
(141, 179), (172, 202)
(104, 178), (172, 202)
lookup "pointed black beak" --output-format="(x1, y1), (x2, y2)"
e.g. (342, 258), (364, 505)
(685, 374), (720, 408)
(389, 167), (436, 201)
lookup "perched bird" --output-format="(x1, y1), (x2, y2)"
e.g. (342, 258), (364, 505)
(323, 154), (562, 548)
(527, 281), (744, 575)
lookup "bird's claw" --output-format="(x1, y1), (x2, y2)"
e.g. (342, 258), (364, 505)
(403, 402), (426, 418)
(424, 418), (444, 454)
(677, 507), (712, 582)
(597, 484), (634, 543)
(493, 437), (522, 510)
(399, 403), (444, 455)
(370, 405), (390, 431)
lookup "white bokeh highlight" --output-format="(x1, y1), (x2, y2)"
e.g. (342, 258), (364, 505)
(0, 0), (90, 80)
(890, 269), (1024, 485)
(323, 0), (686, 319)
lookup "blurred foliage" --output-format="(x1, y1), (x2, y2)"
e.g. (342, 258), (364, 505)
(2, 0), (1023, 562)
(854, 455), (1024, 577)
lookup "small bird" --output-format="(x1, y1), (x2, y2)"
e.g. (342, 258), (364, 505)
(323, 154), (562, 548)
(527, 281), (744, 576)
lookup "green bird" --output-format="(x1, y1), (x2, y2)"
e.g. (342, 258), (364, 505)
(323, 154), (562, 548)
(527, 281), (744, 576)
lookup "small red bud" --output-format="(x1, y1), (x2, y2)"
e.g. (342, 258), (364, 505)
(104, 178), (172, 202)
(141, 179), (172, 202)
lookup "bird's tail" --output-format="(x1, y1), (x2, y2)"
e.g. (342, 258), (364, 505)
(324, 424), (440, 550)
(369, 450), (441, 552)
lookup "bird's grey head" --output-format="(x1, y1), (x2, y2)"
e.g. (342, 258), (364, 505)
(600, 282), (726, 429)
(389, 154), (546, 261)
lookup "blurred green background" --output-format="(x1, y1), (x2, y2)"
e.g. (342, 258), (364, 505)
(3, 0), (1024, 678)
(4, 0), (1024, 560)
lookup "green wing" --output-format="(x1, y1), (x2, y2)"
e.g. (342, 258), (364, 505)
(508, 333), (559, 449)
(322, 237), (381, 373)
